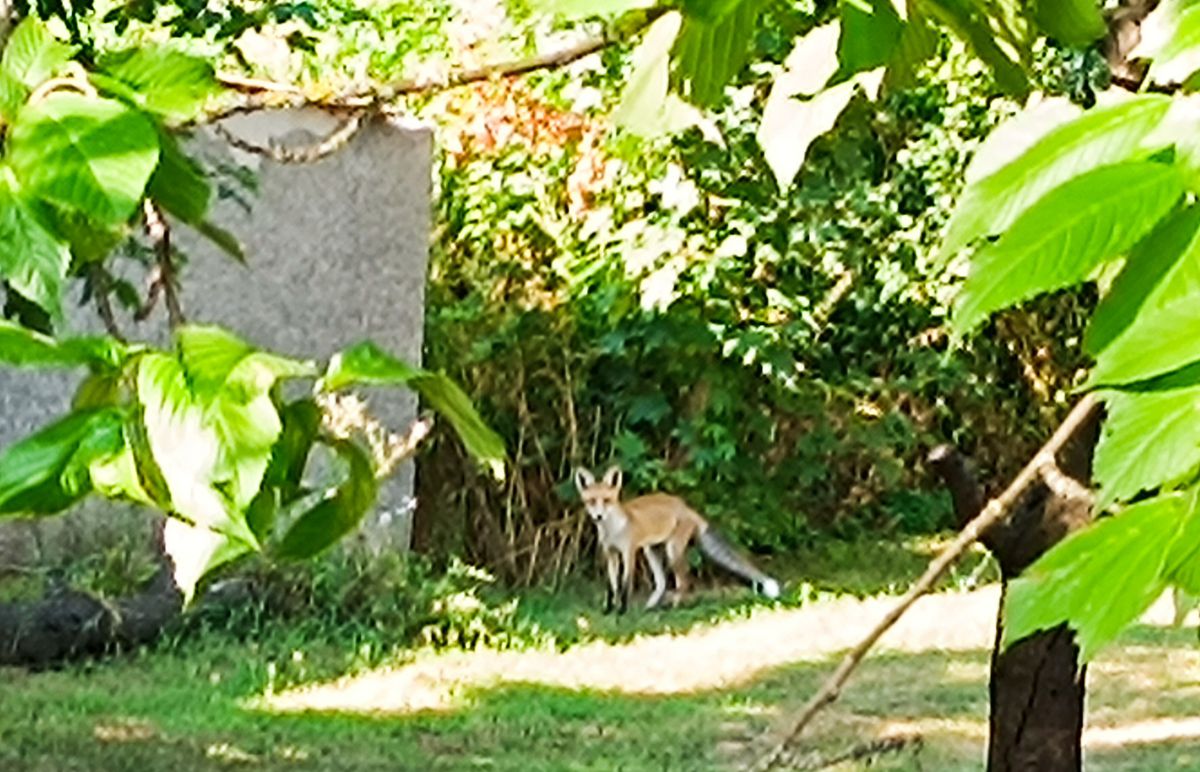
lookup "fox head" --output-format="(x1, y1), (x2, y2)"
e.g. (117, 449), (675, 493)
(574, 465), (623, 523)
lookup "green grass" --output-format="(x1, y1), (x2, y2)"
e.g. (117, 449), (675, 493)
(2, 536), (1196, 771)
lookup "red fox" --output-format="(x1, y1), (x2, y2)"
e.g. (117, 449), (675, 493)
(574, 465), (781, 613)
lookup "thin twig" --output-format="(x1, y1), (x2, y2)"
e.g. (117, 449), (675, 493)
(750, 393), (1100, 772)
(89, 266), (125, 341)
(196, 11), (663, 127)
(213, 112), (366, 164)
(140, 201), (184, 330)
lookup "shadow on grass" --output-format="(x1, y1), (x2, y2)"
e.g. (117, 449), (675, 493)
(498, 534), (999, 649)
(6, 626), (1200, 772)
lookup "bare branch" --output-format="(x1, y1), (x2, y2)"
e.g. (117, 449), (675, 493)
(213, 112), (366, 164)
(140, 201), (184, 330)
(1038, 452), (1095, 507)
(195, 12), (663, 127)
(749, 394), (1101, 772)
(89, 266), (125, 341)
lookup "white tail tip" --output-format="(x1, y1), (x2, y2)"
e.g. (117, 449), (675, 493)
(760, 578), (781, 599)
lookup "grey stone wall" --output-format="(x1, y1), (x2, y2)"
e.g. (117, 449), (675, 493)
(0, 108), (432, 571)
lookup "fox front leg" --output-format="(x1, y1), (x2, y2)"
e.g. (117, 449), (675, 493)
(603, 550), (620, 614)
(618, 546), (635, 615)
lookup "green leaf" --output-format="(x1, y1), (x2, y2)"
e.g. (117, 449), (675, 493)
(1086, 205), (1200, 356)
(0, 181), (70, 323)
(263, 398), (321, 502)
(1094, 384), (1200, 505)
(1030, 0), (1105, 46)
(172, 325), (315, 509)
(0, 408), (123, 516)
(1004, 490), (1194, 660)
(96, 47), (220, 123)
(0, 320), (128, 370)
(962, 97), (1083, 187)
(613, 11), (703, 137)
(1141, 3), (1200, 85)
(0, 18), (74, 91)
(670, 0), (762, 106)
(9, 93), (160, 225)
(939, 96), (1172, 261)
(836, 0), (904, 78)
(757, 23), (883, 191)
(321, 341), (507, 479)
(953, 162), (1185, 333)
(273, 439), (378, 560)
(136, 353), (258, 548)
(921, 0), (1030, 97)
(148, 127), (211, 226)
(881, 6), (938, 90)
(1088, 293), (1200, 387)
(162, 516), (253, 604)
(175, 325), (315, 399)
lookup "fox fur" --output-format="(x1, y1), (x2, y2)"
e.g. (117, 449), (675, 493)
(574, 465), (781, 613)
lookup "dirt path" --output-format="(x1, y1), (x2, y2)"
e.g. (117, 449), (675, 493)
(261, 586), (1185, 717)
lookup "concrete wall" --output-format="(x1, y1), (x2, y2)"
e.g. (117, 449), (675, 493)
(0, 109), (432, 570)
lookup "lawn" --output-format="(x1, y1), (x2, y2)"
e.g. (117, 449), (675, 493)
(2, 537), (1198, 771)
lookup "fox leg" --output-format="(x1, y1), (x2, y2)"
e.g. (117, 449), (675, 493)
(642, 545), (668, 609)
(618, 545), (635, 614)
(603, 550), (620, 614)
(666, 531), (691, 606)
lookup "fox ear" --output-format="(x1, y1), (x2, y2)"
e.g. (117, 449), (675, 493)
(602, 465), (623, 490)
(574, 467), (595, 492)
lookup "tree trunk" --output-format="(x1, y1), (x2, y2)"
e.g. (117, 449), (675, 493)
(929, 410), (1099, 772)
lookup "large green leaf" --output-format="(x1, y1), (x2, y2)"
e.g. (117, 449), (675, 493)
(172, 325), (315, 509)
(1086, 205), (1200, 356)
(613, 11), (703, 137)
(0, 180), (70, 322)
(938, 96), (1172, 262)
(670, 0), (762, 106)
(836, 0), (904, 78)
(321, 341), (506, 479)
(0, 408), (123, 516)
(962, 97), (1082, 187)
(1089, 294), (1200, 387)
(954, 161), (1185, 333)
(249, 398), (322, 542)
(9, 93), (160, 225)
(1094, 384), (1200, 506)
(1030, 0), (1105, 46)
(1, 18), (74, 88)
(0, 319), (129, 370)
(1004, 490), (1196, 660)
(756, 23), (883, 191)
(148, 127), (211, 226)
(273, 439), (378, 560)
(95, 47), (220, 123)
(136, 353), (256, 543)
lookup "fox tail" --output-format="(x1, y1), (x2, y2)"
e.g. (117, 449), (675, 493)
(697, 527), (781, 599)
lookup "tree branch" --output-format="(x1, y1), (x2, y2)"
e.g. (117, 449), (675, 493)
(197, 11), (663, 129)
(139, 201), (184, 330)
(213, 111), (366, 164)
(749, 393), (1101, 772)
(89, 265), (125, 342)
